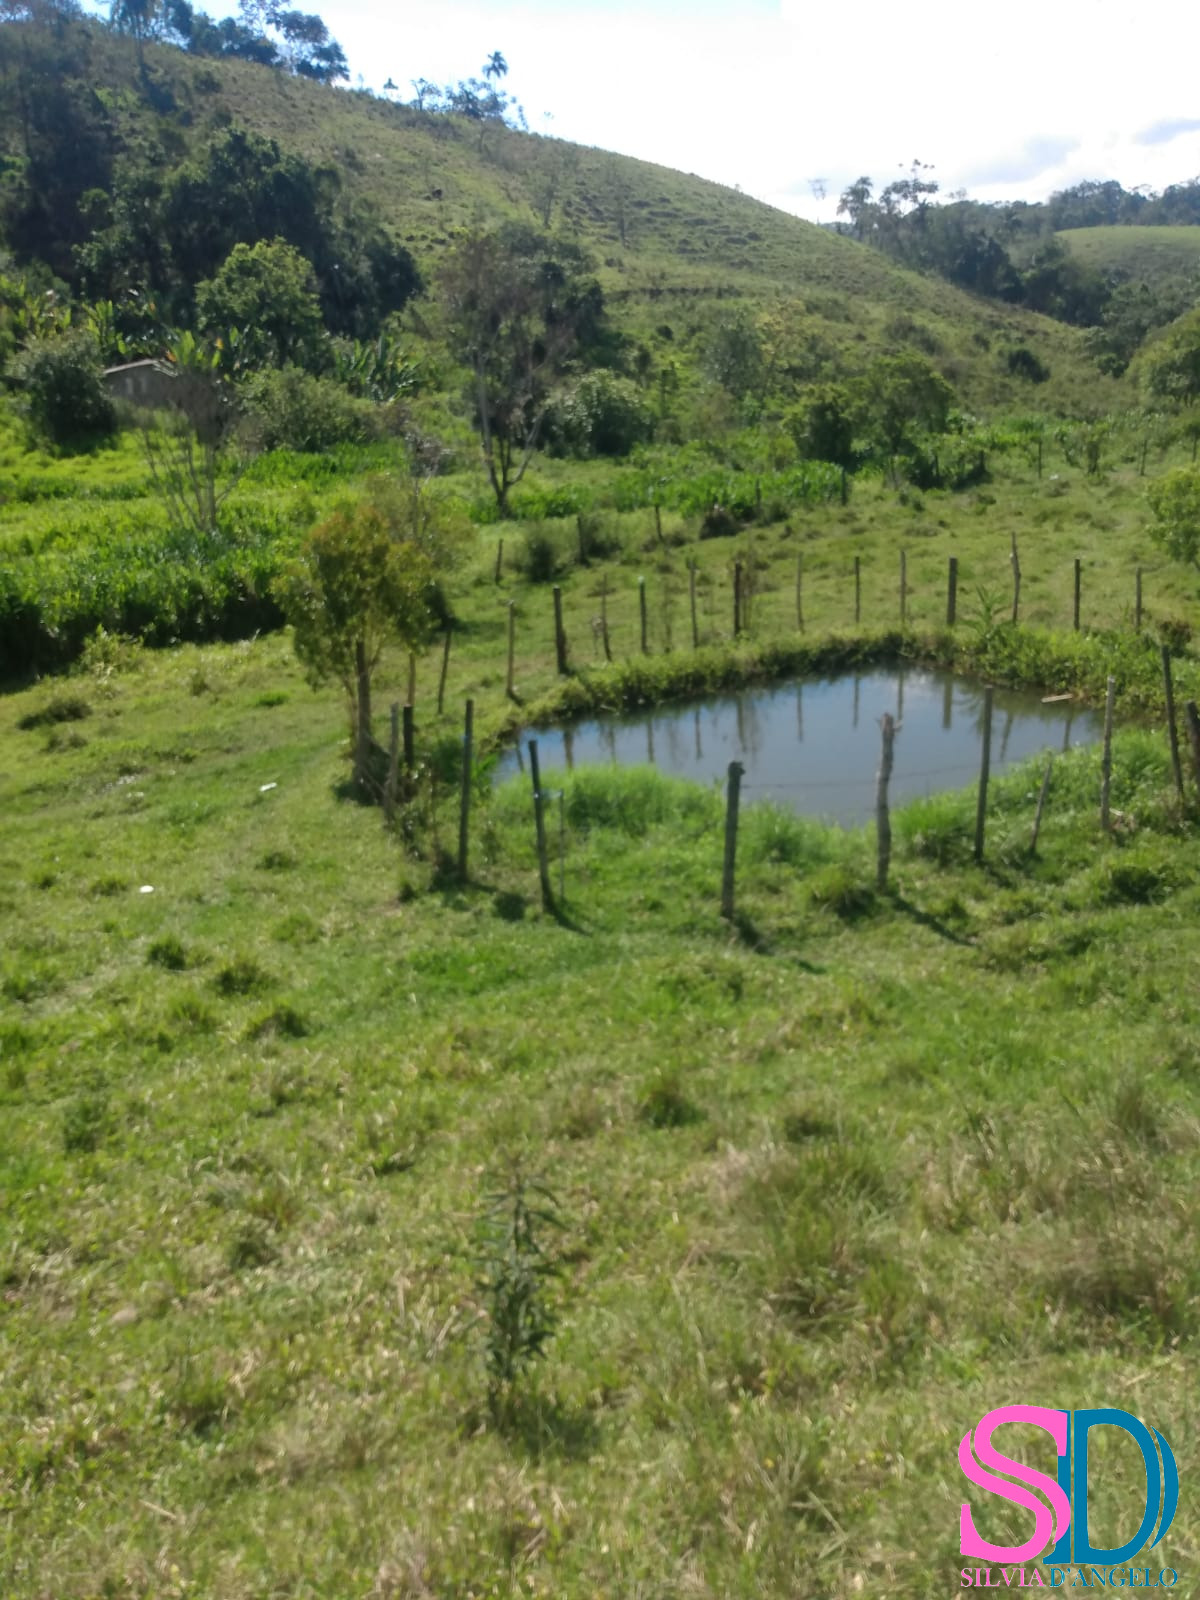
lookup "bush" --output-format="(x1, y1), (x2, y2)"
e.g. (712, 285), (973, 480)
(544, 370), (653, 458)
(1005, 346), (1050, 384)
(517, 525), (566, 583)
(244, 367), (381, 453)
(11, 332), (117, 451)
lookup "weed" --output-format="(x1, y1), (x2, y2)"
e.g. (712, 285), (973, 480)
(62, 1092), (110, 1154)
(213, 955), (272, 996)
(17, 694), (91, 731)
(637, 1066), (703, 1129)
(476, 1168), (564, 1420)
(147, 935), (188, 970)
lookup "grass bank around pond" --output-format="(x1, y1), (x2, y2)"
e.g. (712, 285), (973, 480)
(2, 628), (1199, 1598)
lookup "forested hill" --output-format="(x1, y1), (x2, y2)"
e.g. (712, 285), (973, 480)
(0, 4), (1124, 416)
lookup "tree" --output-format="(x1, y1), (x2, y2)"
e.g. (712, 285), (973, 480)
(273, 502), (440, 791)
(837, 176), (876, 241)
(195, 237), (324, 369)
(859, 353), (956, 476)
(440, 228), (599, 516)
(10, 329), (117, 451)
(1147, 468), (1200, 568)
(1141, 308), (1200, 409)
(137, 329), (246, 539)
(787, 383), (857, 469)
(483, 49), (507, 81)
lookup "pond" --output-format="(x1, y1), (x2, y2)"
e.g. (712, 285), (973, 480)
(494, 666), (1105, 827)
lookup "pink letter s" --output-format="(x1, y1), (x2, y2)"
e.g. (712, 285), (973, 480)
(960, 1406), (1071, 1564)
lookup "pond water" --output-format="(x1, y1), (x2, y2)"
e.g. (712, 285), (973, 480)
(494, 666), (1105, 827)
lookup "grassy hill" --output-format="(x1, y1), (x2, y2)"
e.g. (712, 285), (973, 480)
(1058, 225), (1200, 295)
(0, 16), (1126, 417)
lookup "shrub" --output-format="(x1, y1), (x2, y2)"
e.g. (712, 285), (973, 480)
(517, 525), (566, 583)
(11, 331), (117, 451)
(544, 370), (653, 458)
(476, 1169), (564, 1418)
(1006, 346), (1050, 384)
(244, 367), (380, 453)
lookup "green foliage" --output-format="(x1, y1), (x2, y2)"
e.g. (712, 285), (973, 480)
(1147, 467), (1200, 566)
(244, 367), (380, 452)
(195, 238), (325, 371)
(544, 370), (653, 459)
(1140, 307), (1200, 408)
(273, 499), (440, 785)
(10, 331), (117, 451)
(476, 1168), (563, 1416)
(785, 383), (857, 469)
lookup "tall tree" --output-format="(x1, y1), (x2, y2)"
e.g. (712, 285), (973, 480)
(440, 228), (599, 516)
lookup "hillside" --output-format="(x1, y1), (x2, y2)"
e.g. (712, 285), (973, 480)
(1058, 225), (1200, 294)
(0, 14), (1123, 416)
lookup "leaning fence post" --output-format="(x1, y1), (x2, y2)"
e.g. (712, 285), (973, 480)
(458, 697), (474, 879)
(437, 627), (452, 716)
(1100, 676), (1116, 831)
(1185, 700), (1200, 803)
(689, 562), (699, 649)
(796, 553), (804, 632)
(505, 600), (516, 698)
(899, 550), (906, 626)
(600, 575), (612, 663)
(1135, 567), (1143, 633)
(1162, 645), (1184, 803)
(1073, 558), (1081, 632)
(1010, 531), (1021, 625)
(876, 713), (896, 890)
(528, 739), (554, 912)
(974, 685), (993, 864)
(494, 538), (503, 584)
(721, 760), (744, 920)
(639, 575), (648, 654)
(1030, 754), (1053, 856)
(854, 554), (861, 625)
(733, 560), (743, 639)
(947, 556), (958, 626)
(553, 585), (568, 674)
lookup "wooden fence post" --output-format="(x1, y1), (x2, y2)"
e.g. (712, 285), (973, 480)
(899, 550), (906, 626)
(600, 575), (612, 663)
(1030, 754), (1053, 856)
(1010, 531), (1021, 625)
(721, 760), (744, 920)
(494, 538), (503, 584)
(796, 553), (804, 632)
(1162, 645), (1185, 803)
(384, 701), (400, 822)
(689, 562), (699, 649)
(854, 554), (861, 625)
(528, 739), (554, 912)
(947, 556), (958, 626)
(974, 685), (993, 864)
(1073, 558), (1081, 632)
(876, 713), (896, 890)
(407, 652), (416, 709)
(505, 601), (516, 698)
(1185, 700), (1200, 802)
(1135, 567), (1143, 633)
(402, 703), (415, 772)
(733, 560), (743, 639)
(437, 627), (452, 716)
(654, 503), (664, 546)
(639, 575), (648, 654)
(553, 585), (568, 674)
(458, 697), (473, 879)
(1100, 676), (1116, 831)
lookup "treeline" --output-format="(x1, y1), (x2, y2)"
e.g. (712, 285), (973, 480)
(836, 172), (1200, 373)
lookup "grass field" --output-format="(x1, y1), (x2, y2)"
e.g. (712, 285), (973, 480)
(4, 416), (1200, 1595)
(1058, 226), (1200, 295)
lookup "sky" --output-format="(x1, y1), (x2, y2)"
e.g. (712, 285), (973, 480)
(207, 0), (1200, 222)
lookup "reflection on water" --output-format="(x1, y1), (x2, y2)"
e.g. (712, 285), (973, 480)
(495, 667), (1105, 828)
